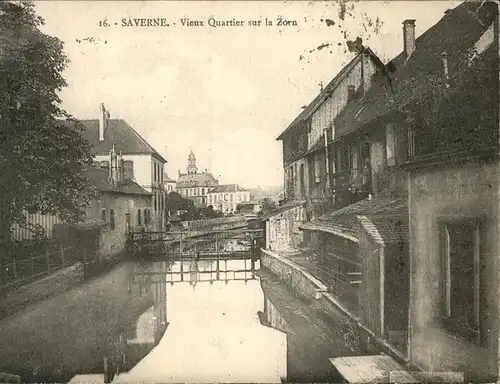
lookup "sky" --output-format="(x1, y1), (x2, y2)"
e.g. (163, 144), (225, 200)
(35, 0), (460, 188)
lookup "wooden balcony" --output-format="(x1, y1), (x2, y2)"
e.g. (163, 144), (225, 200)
(331, 168), (369, 194)
(331, 169), (355, 192)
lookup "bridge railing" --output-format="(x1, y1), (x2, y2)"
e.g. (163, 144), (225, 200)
(128, 228), (264, 260)
(181, 215), (247, 231)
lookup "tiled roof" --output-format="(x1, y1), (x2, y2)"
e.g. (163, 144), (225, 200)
(276, 47), (383, 141)
(164, 174), (176, 183)
(334, 1), (498, 137)
(207, 184), (248, 193)
(65, 119), (166, 163)
(300, 195), (408, 242)
(176, 172), (219, 188)
(86, 167), (151, 196)
(358, 213), (409, 245)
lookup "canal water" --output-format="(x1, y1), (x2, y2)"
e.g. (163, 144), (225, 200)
(0, 238), (357, 383)
(0, 256), (288, 384)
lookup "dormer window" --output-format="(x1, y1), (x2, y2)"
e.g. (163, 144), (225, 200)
(347, 85), (356, 102)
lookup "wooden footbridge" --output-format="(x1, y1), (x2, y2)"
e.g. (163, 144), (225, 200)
(128, 226), (264, 261)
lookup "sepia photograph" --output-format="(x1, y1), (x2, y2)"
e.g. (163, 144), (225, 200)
(0, 0), (497, 383)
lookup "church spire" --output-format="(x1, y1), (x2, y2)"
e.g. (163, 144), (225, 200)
(187, 150), (198, 175)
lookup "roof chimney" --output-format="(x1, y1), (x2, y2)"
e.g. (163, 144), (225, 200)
(109, 145), (119, 186)
(99, 103), (107, 141)
(441, 51), (450, 88)
(117, 151), (125, 185)
(402, 19), (416, 59)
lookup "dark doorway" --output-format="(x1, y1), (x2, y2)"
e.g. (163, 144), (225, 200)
(299, 163), (305, 199)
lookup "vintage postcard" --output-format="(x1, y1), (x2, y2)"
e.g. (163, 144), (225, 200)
(0, 0), (496, 383)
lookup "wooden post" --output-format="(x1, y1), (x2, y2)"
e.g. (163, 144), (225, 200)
(180, 259), (184, 282)
(215, 232), (219, 254)
(60, 245), (65, 265)
(179, 233), (183, 258)
(103, 356), (109, 384)
(217, 253), (220, 280)
(13, 258), (18, 280)
(46, 250), (50, 273)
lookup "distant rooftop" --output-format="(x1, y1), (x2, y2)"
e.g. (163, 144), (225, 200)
(207, 184), (248, 193)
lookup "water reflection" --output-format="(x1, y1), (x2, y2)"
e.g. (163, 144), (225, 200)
(69, 257), (285, 384)
(2, 252), (352, 384)
(0, 261), (167, 384)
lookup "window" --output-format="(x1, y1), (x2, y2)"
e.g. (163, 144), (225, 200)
(347, 85), (356, 102)
(440, 218), (482, 344)
(153, 194), (157, 211)
(124, 160), (134, 180)
(101, 208), (107, 223)
(144, 209), (151, 225)
(125, 212), (131, 232)
(110, 209), (115, 230)
(137, 209), (142, 226)
(386, 123), (396, 167)
(408, 125), (416, 158)
(342, 144), (352, 170)
(314, 155), (321, 183)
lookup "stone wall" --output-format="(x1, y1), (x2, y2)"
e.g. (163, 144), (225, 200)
(266, 204), (306, 252)
(261, 249), (327, 300)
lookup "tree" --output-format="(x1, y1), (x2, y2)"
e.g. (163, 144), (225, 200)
(165, 191), (200, 221)
(0, 1), (96, 240)
(199, 205), (223, 219)
(258, 198), (278, 217)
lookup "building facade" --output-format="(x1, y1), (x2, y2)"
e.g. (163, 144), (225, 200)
(71, 104), (166, 231)
(81, 146), (152, 263)
(267, 48), (385, 254)
(164, 174), (176, 194)
(400, 3), (499, 381)
(206, 184), (250, 214)
(301, 2), (500, 382)
(176, 151), (219, 206)
(277, 48), (383, 210)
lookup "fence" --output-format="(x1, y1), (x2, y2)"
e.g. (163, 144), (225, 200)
(10, 213), (62, 241)
(0, 240), (79, 292)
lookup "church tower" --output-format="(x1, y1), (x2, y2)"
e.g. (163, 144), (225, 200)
(187, 150), (198, 175)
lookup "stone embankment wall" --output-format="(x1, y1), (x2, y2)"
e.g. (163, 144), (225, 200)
(260, 249), (410, 366)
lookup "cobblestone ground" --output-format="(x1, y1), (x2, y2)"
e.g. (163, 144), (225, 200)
(259, 267), (366, 383)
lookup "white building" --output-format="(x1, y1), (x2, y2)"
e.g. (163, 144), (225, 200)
(206, 184), (250, 214)
(176, 151), (219, 206)
(75, 103), (167, 231)
(164, 174), (176, 193)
